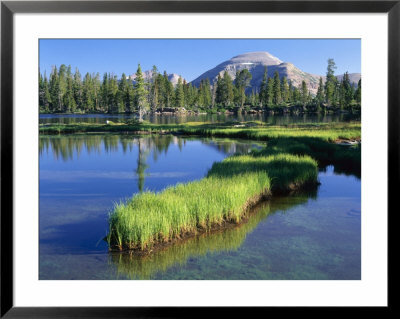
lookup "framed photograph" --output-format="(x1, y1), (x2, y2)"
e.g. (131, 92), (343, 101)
(1, 0), (395, 317)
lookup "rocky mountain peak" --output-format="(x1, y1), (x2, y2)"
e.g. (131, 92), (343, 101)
(229, 51), (283, 66)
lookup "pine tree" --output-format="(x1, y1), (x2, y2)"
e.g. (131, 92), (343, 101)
(108, 74), (119, 113)
(162, 71), (173, 109)
(150, 66), (160, 111)
(186, 83), (197, 109)
(126, 75), (135, 113)
(82, 73), (94, 112)
(211, 80), (217, 109)
(292, 86), (301, 104)
(204, 78), (212, 108)
(63, 65), (76, 113)
(216, 71), (234, 108)
(288, 80), (294, 104)
(281, 76), (289, 104)
(235, 69), (252, 110)
(134, 64), (149, 121)
(301, 80), (308, 106)
(199, 79), (212, 108)
(332, 80), (341, 108)
(215, 74), (223, 107)
(316, 77), (325, 106)
(198, 80), (205, 107)
(325, 58), (337, 106)
(338, 78), (346, 110)
(355, 79), (361, 105)
(174, 77), (185, 108)
(249, 89), (258, 107)
(39, 73), (46, 109)
(93, 73), (101, 111)
(100, 73), (109, 112)
(118, 73), (128, 113)
(273, 71), (281, 105)
(49, 66), (59, 112)
(73, 68), (82, 111)
(42, 72), (51, 110)
(342, 72), (354, 108)
(266, 77), (274, 107)
(183, 79), (189, 107)
(57, 64), (68, 112)
(259, 66), (268, 107)
(223, 71), (234, 107)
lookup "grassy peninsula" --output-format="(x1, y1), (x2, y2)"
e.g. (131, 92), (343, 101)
(111, 193), (315, 279)
(107, 154), (318, 251)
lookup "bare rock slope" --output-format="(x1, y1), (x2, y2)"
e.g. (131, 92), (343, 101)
(191, 51), (360, 95)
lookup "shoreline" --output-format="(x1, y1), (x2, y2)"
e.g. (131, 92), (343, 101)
(39, 108), (360, 116)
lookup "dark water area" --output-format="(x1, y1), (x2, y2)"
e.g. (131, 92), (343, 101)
(39, 112), (360, 125)
(39, 134), (360, 280)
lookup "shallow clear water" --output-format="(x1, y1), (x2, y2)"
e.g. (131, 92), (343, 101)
(39, 112), (360, 125)
(39, 134), (360, 280)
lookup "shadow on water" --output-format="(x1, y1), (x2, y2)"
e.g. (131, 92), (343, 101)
(109, 187), (318, 279)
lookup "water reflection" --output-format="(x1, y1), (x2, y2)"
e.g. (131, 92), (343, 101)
(39, 133), (360, 279)
(39, 135), (260, 161)
(110, 188), (318, 279)
(39, 113), (360, 125)
(40, 134), (263, 195)
(136, 138), (150, 193)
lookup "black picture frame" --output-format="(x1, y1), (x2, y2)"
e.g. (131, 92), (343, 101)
(1, 1), (395, 317)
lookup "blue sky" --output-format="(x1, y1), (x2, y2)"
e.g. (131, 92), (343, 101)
(39, 39), (361, 81)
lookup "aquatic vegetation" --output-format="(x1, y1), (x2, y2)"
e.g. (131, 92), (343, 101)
(107, 153), (318, 251)
(110, 192), (315, 279)
(207, 154), (319, 192)
(250, 136), (361, 178)
(39, 121), (361, 142)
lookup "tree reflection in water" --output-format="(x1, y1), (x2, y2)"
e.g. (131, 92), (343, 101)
(40, 134), (263, 192)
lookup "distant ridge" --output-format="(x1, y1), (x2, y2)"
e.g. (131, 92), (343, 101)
(190, 51), (360, 94)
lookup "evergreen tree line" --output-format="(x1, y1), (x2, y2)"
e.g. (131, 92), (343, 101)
(39, 59), (361, 114)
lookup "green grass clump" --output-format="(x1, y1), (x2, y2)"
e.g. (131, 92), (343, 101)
(111, 191), (315, 279)
(107, 153), (318, 251)
(207, 154), (318, 192)
(108, 172), (270, 251)
(179, 122), (360, 142)
(39, 121), (361, 144)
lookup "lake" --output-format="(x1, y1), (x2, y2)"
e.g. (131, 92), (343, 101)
(39, 134), (360, 280)
(39, 112), (360, 125)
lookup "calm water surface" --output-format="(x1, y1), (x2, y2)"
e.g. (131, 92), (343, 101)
(39, 134), (360, 280)
(39, 113), (360, 125)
